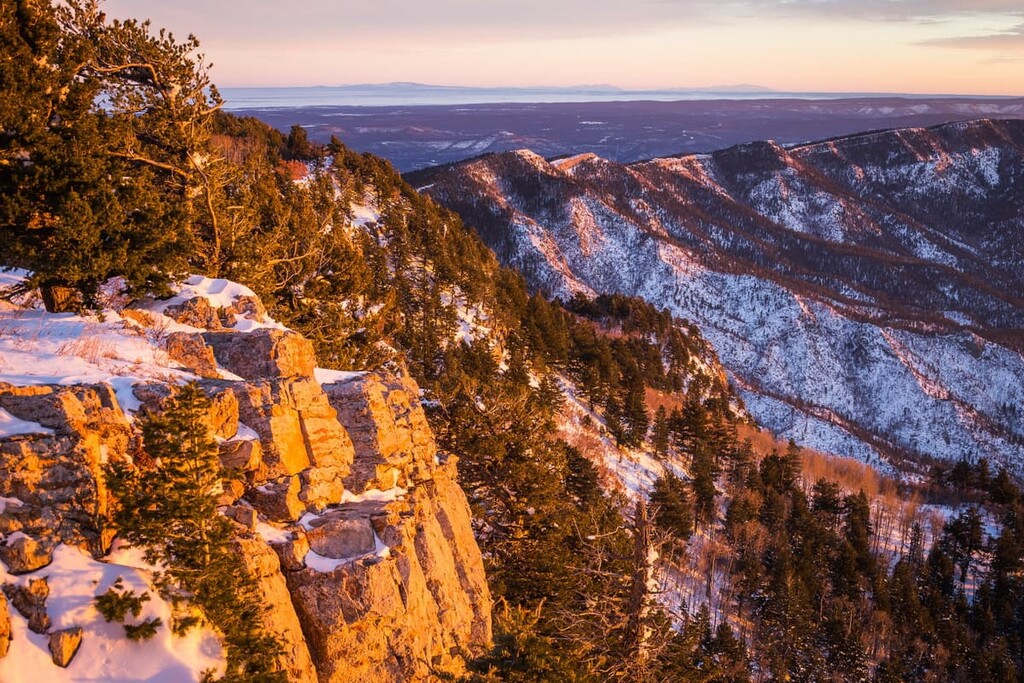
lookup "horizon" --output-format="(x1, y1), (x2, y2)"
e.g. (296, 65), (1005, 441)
(218, 80), (1024, 97)
(215, 82), (1024, 111)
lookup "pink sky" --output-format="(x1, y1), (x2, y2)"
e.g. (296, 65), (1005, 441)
(104, 0), (1024, 95)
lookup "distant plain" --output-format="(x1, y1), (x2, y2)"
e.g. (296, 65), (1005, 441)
(222, 87), (1024, 171)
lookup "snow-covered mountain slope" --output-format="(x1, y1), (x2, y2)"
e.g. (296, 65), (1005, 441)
(410, 119), (1024, 472)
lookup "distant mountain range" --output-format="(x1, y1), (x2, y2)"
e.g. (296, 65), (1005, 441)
(410, 119), (1024, 473)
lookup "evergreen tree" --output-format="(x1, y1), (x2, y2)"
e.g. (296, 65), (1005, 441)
(106, 382), (283, 681)
(650, 472), (694, 541)
(1, 0), (222, 309)
(285, 124), (314, 160)
(652, 405), (670, 458)
(691, 442), (719, 526)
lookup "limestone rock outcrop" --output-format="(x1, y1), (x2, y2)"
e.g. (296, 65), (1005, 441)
(230, 377), (354, 496)
(164, 332), (219, 378)
(236, 535), (317, 683)
(283, 455), (491, 682)
(0, 383), (131, 554)
(324, 371), (436, 491)
(272, 370), (491, 682)
(0, 293), (492, 682)
(204, 329), (316, 381)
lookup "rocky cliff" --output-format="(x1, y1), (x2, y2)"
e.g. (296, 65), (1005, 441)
(0, 277), (491, 681)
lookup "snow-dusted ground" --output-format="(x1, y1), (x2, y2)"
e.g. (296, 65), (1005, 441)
(0, 273), (346, 423)
(0, 544), (224, 682)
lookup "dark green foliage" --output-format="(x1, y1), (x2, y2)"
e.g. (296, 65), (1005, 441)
(691, 442), (720, 526)
(660, 605), (749, 682)
(468, 601), (592, 682)
(652, 406), (670, 458)
(95, 578), (150, 623)
(285, 124), (314, 160)
(649, 472), (694, 540)
(94, 577), (162, 641)
(0, 0), (221, 309)
(124, 617), (163, 642)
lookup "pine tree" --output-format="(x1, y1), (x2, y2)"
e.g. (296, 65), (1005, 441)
(649, 472), (694, 541)
(1, 0), (222, 309)
(690, 442), (719, 526)
(652, 406), (670, 458)
(106, 382), (284, 681)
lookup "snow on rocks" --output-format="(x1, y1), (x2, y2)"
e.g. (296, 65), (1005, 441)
(145, 276), (284, 333)
(0, 408), (53, 438)
(0, 273), (297, 417)
(313, 368), (366, 386)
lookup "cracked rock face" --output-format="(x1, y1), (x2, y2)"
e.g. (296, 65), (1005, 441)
(282, 461), (491, 683)
(1, 308), (491, 682)
(0, 383), (131, 554)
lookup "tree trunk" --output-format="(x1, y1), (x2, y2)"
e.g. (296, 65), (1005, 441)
(41, 285), (80, 313)
(625, 499), (657, 674)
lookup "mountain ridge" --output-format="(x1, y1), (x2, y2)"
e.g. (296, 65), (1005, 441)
(409, 117), (1024, 472)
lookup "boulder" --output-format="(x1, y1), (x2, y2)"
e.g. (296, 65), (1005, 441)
(0, 534), (52, 574)
(224, 295), (267, 323)
(271, 528), (310, 572)
(0, 590), (10, 658)
(231, 381), (311, 477)
(219, 439), (262, 472)
(224, 505), (258, 531)
(217, 479), (246, 507)
(297, 468), (345, 513)
(203, 329), (316, 381)
(306, 517), (375, 560)
(164, 296), (222, 330)
(247, 476), (305, 523)
(5, 577), (50, 634)
(48, 627), (83, 668)
(164, 332), (219, 379)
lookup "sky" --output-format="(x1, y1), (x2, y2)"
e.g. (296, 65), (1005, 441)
(103, 0), (1024, 96)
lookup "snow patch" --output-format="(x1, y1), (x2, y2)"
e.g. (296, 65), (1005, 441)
(0, 544), (224, 683)
(0, 408), (53, 437)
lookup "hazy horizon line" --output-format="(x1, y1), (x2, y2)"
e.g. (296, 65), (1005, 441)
(217, 81), (1024, 99)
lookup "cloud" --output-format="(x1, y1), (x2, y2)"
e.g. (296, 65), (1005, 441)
(728, 0), (1024, 21)
(103, 0), (1024, 48)
(922, 22), (1024, 50)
